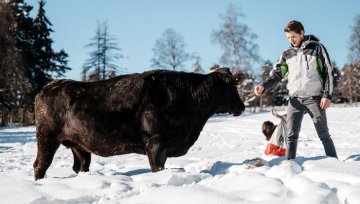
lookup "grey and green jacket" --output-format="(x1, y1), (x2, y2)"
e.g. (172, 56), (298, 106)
(261, 35), (334, 99)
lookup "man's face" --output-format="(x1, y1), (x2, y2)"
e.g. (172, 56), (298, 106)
(285, 30), (304, 47)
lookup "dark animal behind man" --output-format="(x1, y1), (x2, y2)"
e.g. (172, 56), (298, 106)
(33, 68), (245, 180)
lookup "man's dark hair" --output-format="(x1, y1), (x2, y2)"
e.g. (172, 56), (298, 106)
(284, 20), (304, 34)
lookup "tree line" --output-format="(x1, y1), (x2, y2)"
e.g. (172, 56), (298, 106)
(0, 0), (69, 126)
(1, 2), (360, 126)
(137, 4), (360, 109)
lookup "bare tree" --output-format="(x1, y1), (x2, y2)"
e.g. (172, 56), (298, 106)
(151, 28), (193, 71)
(348, 15), (360, 63)
(83, 21), (124, 81)
(211, 4), (259, 74)
(192, 56), (204, 74)
(336, 63), (360, 103)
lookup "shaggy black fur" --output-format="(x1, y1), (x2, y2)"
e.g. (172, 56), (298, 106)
(33, 68), (245, 180)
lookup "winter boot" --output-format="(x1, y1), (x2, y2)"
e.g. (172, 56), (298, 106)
(286, 142), (297, 160)
(322, 138), (338, 158)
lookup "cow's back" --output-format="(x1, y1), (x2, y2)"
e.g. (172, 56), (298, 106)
(35, 74), (146, 134)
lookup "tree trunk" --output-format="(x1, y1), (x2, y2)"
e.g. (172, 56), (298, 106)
(349, 79), (353, 104)
(1, 107), (8, 127)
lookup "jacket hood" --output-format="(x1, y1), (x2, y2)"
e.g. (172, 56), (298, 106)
(301, 35), (319, 48)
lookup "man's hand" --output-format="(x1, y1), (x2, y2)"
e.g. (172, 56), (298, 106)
(254, 85), (265, 96)
(320, 98), (331, 109)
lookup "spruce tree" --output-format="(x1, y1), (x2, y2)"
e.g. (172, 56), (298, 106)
(0, 2), (30, 125)
(83, 21), (123, 81)
(193, 57), (204, 74)
(1, 0), (35, 123)
(32, 0), (52, 94)
(32, 0), (70, 93)
(1, 0), (70, 124)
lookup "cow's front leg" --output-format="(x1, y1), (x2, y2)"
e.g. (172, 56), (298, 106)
(33, 131), (60, 180)
(144, 134), (167, 172)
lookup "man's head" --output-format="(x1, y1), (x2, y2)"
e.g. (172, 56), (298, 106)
(284, 20), (305, 47)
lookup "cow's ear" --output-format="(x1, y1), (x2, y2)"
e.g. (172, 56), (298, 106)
(232, 73), (245, 85)
(215, 68), (231, 75)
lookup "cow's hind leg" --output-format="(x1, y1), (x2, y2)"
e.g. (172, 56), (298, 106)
(71, 148), (91, 174)
(71, 148), (80, 173)
(33, 132), (60, 180)
(144, 134), (167, 172)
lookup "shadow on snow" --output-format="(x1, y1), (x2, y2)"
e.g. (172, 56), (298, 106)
(0, 131), (35, 144)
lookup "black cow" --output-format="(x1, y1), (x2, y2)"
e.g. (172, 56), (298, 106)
(33, 68), (245, 180)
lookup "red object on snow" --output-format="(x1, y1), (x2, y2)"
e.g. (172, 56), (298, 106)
(265, 143), (286, 156)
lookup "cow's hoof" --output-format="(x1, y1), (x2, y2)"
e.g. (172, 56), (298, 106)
(73, 166), (80, 174)
(34, 168), (45, 180)
(151, 167), (164, 172)
(34, 172), (45, 180)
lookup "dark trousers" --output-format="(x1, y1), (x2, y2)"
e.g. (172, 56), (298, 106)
(286, 96), (338, 159)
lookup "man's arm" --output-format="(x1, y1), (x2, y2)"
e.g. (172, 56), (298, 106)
(255, 54), (286, 95)
(319, 43), (334, 99)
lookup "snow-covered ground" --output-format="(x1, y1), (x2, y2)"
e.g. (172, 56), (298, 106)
(0, 106), (360, 204)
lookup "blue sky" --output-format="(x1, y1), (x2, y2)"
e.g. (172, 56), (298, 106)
(27, 0), (359, 80)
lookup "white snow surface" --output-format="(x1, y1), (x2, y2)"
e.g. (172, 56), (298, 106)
(0, 106), (360, 204)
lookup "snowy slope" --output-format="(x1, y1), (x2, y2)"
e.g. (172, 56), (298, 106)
(0, 106), (359, 204)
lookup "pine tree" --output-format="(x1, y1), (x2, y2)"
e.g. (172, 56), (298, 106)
(83, 21), (123, 81)
(330, 62), (344, 103)
(261, 60), (288, 107)
(258, 60), (273, 107)
(193, 57), (204, 74)
(32, 0), (70, 92)
(0, 1), (30, 125)
(7, 0), (37, 114)
(84, 24), (101, 81)
(32, 0), (52, 94)
(0, 0), (70, 124)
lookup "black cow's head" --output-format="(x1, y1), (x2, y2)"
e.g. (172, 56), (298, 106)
(213, 68), (245, 116)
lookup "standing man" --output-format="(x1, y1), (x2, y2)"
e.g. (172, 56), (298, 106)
(254, 20), (337, 160)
